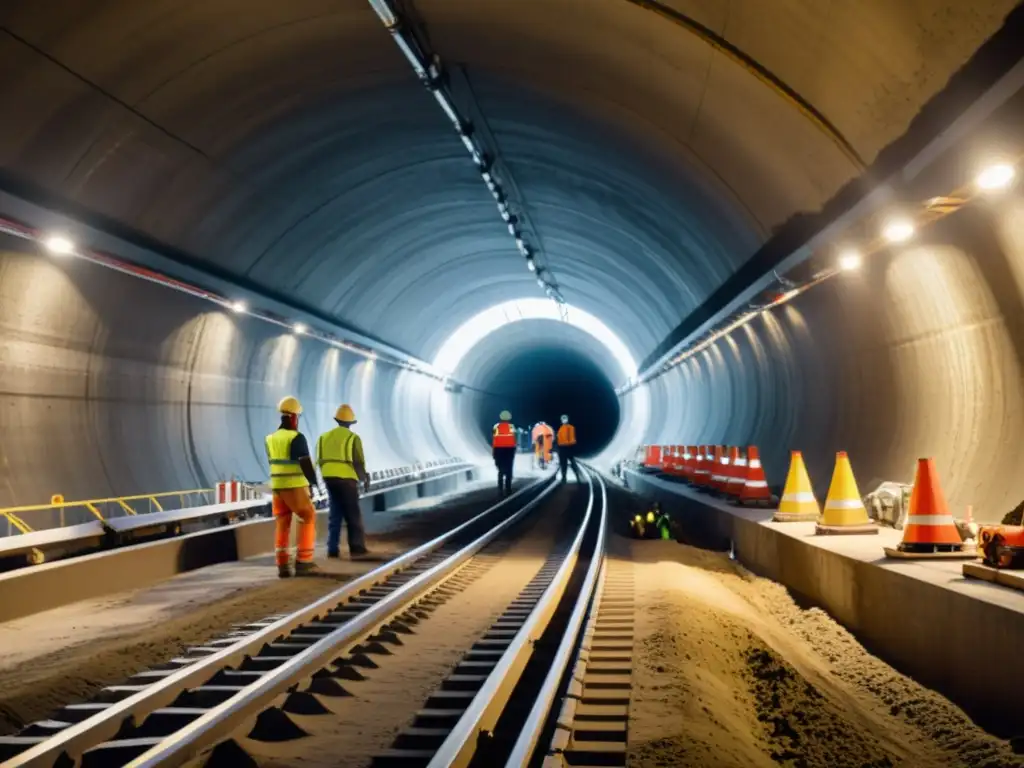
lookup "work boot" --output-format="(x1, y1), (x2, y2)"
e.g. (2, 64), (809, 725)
(277, 564), (292, 579)
(294, 561), (319, 577)
(327, 550), (341, 559)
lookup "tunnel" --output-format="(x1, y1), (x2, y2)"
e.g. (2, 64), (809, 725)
(1, 0), (1024, 527)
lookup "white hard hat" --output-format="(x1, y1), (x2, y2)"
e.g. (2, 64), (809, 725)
(499, 410), (512, 421)
(561, 414), (569, 424)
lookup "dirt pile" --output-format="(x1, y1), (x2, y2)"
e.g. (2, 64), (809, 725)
(625, 539), (1022, 768)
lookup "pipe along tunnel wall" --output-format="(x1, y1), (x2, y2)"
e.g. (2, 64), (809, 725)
(629, 188), (1024, 525)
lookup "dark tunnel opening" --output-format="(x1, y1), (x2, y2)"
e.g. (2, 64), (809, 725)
(474, 345), (620, 457)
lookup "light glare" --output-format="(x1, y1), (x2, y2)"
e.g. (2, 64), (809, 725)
(432, 298), (638, 381)
(44, 235), (74, 255)
(976, 163), (1015, 191)
(883, 219), (915, 243)
(293, 323), (307, 335)
(839, 251), (863, 271)
(231, 300), (247, 313)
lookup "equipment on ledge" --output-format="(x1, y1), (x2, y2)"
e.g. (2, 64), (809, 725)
(629, 502), (672, 540)
(979, 525), (1024, 569)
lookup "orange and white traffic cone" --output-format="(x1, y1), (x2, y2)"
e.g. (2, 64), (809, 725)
(726, 447), (747, 499)
(884, 458), (975, 559)
(710, 446), (729, 494)
(773, 451), (820, 522)
(694, 446), (710, 487)
(738, 446), (772, 506)
(816, 451), (878, 535)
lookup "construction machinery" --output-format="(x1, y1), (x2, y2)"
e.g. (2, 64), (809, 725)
(978, 525), (1024, 568)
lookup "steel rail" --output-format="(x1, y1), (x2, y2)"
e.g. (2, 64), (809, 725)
(4, 475), (555, 768)
(503, 469), (608, 766)
(425, 468), (603, 768)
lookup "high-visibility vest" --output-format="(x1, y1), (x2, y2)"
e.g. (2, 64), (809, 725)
(493, 422), (517, 448)
(317, 426), (360, 480)
(557, 423), (577, 446)
(265, 429), (308, 490)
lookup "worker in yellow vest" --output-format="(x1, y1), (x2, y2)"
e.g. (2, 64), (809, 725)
(266, 396), (320, 578)
(556, 414), (581, 483)
(317, 404), (372, 559)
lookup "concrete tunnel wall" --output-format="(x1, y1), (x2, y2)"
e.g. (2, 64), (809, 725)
(0, 244), (456, 507)
(628, 191), (1024, 524)
(0, 1), (1022, 509)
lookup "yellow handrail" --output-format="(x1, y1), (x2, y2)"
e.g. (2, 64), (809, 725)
(0, 489), (214, 533)
(0, 489), (214, 516)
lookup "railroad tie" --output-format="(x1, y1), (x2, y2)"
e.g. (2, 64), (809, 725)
(547, 559), (634, 768)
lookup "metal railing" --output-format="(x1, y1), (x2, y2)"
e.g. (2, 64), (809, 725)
(0, 490), (214, 535)
(0, 458), (470, 538)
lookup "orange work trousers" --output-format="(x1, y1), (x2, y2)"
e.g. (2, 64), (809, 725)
(273, 487), (317, 566)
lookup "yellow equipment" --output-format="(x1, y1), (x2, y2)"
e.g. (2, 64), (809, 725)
(335, 404), (357, 422)
(278, 396), (303, 415)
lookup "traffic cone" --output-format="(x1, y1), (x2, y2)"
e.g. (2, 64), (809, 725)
(694, 446), (710, 487)
(738, 446), (772, 506)
(816, 451), (878, 535)
(773, 451), (820, 522)
(710, 446), (728, 493)
(884, 458), (975, 559)
(726, 447), (747, 498)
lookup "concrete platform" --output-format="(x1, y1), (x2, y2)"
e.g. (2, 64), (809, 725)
(623, 469), (1024, 737)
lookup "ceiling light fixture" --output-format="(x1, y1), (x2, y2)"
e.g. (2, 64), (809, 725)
(838, 250), (863, 271)
(527, 256), (536, 272)
(43, 234), (74, 255)
(293, 323), (307, 335)
(976, 162), (1016, 192)
(231, 300), (247, 313)
(882, 219), (915, 243)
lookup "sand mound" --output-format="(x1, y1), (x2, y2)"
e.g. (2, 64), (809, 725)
(626, 539), (1023, 768)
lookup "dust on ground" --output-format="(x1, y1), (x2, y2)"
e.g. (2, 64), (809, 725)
(0, 481), (523, 736)
(625, 538), (1023, 768)
(246, 483), (581, 768)
(0, 566), (353, 735)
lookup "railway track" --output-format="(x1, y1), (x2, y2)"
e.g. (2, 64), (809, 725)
(0, 466), (624, 768)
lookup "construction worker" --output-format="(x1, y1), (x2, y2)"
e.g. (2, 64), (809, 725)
(266, 396), (320, 578)
(317, 404), (373, 560)
(556, 414), (582, 483)
(493, 410), (517, 497)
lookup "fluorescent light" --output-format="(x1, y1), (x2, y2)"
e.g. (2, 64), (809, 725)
(883, 219), (914, 243)
(976, 163), (1015, 192)
(231, 301), (247, 313)
(293, 323), (307, 335)
(507, 223), (516, 236)
(838, 250), (862, 271)
(527, 257), (536, 272)
(515, 237), (525, 250)
(537, 277), (545, 288)
(43, 235), (74, 255)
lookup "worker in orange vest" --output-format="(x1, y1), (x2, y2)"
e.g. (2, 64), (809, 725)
(265, 396), (320, 578)
(556, 414), (581, 483)
(492, 409), (517, 497)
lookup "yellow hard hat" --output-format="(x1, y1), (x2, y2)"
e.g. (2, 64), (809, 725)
(335, 404), (357, 423)
(278, 396), (303, 415)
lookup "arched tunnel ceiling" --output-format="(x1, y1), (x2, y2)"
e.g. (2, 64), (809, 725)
(0, 0), (1016, 365)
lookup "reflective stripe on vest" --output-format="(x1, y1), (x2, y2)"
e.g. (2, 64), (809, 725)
(557, 424), (576, 446)
(493, 422), (517, 448)
(266, 429), (308, 490)
(318, 427), (360, 480)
